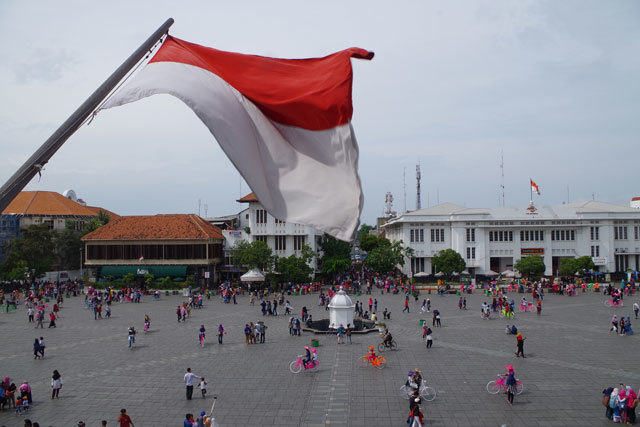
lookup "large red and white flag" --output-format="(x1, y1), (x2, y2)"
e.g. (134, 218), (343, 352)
(530, 179), (541, 195)
(101, 36), (373, 241)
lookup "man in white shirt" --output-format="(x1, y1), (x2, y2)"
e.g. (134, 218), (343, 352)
(184, 368), (200, 400)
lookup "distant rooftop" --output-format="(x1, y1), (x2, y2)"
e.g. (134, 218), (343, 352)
(3, 191), (100, 217)
(82, 214), (223, 240)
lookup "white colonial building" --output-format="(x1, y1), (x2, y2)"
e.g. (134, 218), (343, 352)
(236, 193), (323, 270)
(383, 201), (640, 277)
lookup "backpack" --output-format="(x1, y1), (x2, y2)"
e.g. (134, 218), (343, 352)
(602, 395), (610, 407)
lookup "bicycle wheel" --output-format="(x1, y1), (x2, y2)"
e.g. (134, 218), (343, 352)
(390, 340), (398, 350)
(486, 380), (500, 394)
(375, 356), (386, 370)
(310, 360), (319, 372)
(400, 385), (411, 399)
(515, 381), (524, 395)
(604, 300), (612, 307)
(421, 386), (436, 401)
(499, 311), (505, 318)
(289, 361), (302, 374)
(378, 343), (386, 352)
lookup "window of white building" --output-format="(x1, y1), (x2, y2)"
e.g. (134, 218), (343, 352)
(256, 209), (267, 224)
(293, 235), (306, 251)
(275, 235), (286, 251)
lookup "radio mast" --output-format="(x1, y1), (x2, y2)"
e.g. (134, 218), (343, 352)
(416, 163), (422, 210)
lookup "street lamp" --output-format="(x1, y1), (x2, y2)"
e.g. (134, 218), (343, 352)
(80, 247), (84, 279)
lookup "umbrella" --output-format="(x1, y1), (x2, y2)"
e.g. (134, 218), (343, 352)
(461, 270), (470, 276)
(483, 270), (499, 276)
(240, 269), (265, 282)
(501, 269), (515, 278)
(452, 272), (460, 276)
(434, 272), (444, 277)
(413, 272), (429, 277)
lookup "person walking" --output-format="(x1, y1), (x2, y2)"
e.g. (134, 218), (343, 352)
(27, 307), (34, 323)
(634, 302), (639, 320)
(421, 299), (426, 313)
(35, 310), (44, 329)
(184, 368), (200, 400)
(217, 324), (224, 344)
(403, 298), (410, 313)
(425, 326), (433, 348)
(117, 408), (134, 427)
(48, 311), (57, 328)
(33, 338), (41, 360)
(346, 324), (352, 344)
(426, 298), (431, 312)
(504, 365), (517, 406)
(51, 370), (62, 399)
(38, 337), (46, 358)
(515, 333), (526, 358)
(259, 322), (267, 343)
(433, 309), (441, 327)
(611, 315), (619, 333)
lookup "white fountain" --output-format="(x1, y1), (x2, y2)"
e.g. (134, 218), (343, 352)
(328, 288), (355, 329)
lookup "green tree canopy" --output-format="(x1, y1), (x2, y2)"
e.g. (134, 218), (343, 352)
(231, 240), (274, 272)
(318, 234), (352, 276)
(357, 223), (374, 242)
(359, 234), (381, 253)
(514, 255), (546, 279)
(364, 239), (411, 273)
(559, 256), (595, 276)
(431, 248), (466, 279)
(276, 244), (315, 283)
(0, 224), (56, 280)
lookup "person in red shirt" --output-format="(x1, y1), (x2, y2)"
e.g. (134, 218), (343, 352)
(117, 408), (134, 427)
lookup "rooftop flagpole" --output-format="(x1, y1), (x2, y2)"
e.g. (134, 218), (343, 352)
(0, 18), (175, 213)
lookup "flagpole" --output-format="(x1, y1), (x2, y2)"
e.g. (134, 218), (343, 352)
(529, 179), (533, 205)
(0, 18), (174, 213)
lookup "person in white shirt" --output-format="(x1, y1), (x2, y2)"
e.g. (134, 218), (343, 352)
(184, 368), (201, 400)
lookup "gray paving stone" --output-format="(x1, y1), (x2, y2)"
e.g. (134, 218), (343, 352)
(0, 290), (637, 425)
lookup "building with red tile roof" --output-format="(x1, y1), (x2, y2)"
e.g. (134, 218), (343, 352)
(82, 214), (224, 283)
(0, 191), (116, 262)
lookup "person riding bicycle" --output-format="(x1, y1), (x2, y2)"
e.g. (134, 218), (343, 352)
(366, 346), (377, 362)
(382, 329), (393, 348)
(303, 346), (312, 367)
(199, 325), (206, 341)
(408, 368), (423, 389)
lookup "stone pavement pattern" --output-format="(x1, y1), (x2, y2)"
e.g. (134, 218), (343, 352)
(0, 289), (638, 426)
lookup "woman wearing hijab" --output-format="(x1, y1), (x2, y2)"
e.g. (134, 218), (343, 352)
(504, 365), (517, 406)
(619, 388), (628, 423)
(610, 388), (620, 422)
(515, 333), (526, 358)
(625, 317), (634, 335)
(626, 386), (637, 424)
(51, 370), (62, 399)
(611, 315), (619, 333)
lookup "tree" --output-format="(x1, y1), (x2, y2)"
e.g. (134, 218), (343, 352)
(359, 234), (381, 253)
(54, 223), (83, 270)
(144, 273), (155, 287)
(559, 256), (595, 276)
(514, 255), (546, 279)
(276, 244), (315, 283)
(0, 224), (56, 280)
(364, 239), (411, 273)
(123, 273), (135, 287)
(318, 234), (352, 277)
(431, 249), (466, 279)
(357, 223), (373, 242)
(231, 240), (274, 272)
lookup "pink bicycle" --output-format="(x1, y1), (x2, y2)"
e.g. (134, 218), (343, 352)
(289, 355), (319, 373)
(604, 299), (623, 307)
(519, 303), (535, 312)
(486, 375), (523, 395)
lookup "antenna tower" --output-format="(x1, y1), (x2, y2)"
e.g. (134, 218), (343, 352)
(416, 163), (422, 210)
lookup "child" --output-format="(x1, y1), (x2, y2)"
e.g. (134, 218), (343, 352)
(199, 377), (207, 398)
(366, 346), (376, 363)
(22, 396), (29, 412)
(15, 397), (23, 415)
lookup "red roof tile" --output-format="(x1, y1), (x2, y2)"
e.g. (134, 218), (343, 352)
(2, 191), (98, 216)
(82, 214), (223, 241)
(237, 192), (259, 203)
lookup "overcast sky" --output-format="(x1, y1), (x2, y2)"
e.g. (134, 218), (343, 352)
(1, 1), (639, 225)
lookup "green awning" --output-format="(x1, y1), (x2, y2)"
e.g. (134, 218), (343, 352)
(101, 265), (188, 277)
